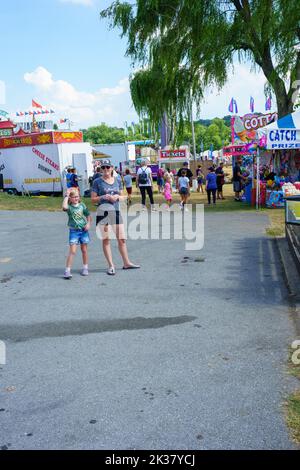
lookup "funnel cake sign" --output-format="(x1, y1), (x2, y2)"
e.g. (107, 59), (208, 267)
(231, 113), (277, 144)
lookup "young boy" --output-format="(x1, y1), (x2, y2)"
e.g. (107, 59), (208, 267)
(62, 189), (92, 279)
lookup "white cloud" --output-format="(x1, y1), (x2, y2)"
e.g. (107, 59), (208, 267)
(59, 0), (93, 6)
(198, 63), (273, 118)
(23, 66), (138, 128)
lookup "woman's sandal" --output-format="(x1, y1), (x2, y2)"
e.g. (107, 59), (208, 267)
(107, 266), (116, 275)
(123, 264), (140, 270)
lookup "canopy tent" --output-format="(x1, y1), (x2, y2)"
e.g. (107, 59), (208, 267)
(258, 110), (300, 149)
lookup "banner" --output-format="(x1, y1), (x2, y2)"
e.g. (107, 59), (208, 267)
(159, 149), (186, 159)
(231, 112), (277, 144)
(0, 131), (83, 149)
(267, 129), (300, 149)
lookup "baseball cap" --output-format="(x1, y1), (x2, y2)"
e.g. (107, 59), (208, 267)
(100, 159), (112, 168)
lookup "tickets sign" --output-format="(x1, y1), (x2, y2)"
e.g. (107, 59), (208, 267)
(159, 149), (186, 159)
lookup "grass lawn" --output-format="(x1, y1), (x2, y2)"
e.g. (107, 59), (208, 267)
(0, 184), (264, 212)
(0, 184), (286, 236)
(286, 391), (300, 444)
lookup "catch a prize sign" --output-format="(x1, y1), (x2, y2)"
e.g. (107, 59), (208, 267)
(267, 129), (300, 149)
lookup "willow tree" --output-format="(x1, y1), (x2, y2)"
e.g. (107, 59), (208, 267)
(101, 0), (300, 124)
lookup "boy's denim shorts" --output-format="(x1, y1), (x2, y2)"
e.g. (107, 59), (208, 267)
(69, 228), (90, 245)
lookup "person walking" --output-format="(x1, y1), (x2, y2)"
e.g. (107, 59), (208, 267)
(136, 159), (155, 211)
(176, 161), (193, 189)
(233, 157), (246, 201)
(123, 168), (133, 205)
(178, 170), (190, 211)
(215, 162), (226, 199)
(196, 165), (204, 193)
(156, 167), (164, 193)
(163, 175), (172, 208)
(206, 166), (217, 205)
(91, 160), (139, 275)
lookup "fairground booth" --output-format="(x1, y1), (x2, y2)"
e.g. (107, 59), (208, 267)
(223, 112), (277, 206)
(258, 111), (300, 230)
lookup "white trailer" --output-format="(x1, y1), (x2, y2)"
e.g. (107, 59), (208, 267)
(0, 131), (93, 194)
(92, 143), (128, 168)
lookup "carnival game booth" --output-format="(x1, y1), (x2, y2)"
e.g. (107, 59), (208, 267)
(258, 111), (300, 207)
(0, 131), (93, 195)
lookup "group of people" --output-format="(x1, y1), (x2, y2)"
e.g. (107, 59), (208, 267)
(62, 159), (231, 279)
(63, 159), (140, 279)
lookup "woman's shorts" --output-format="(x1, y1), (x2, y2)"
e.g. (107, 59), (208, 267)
(157, 177), (164, 186)
(126, 187), (132, 195)
(197, 178), (203, 184)
(69, 229), (90, 245)
(179, 187), (188, 195)
(96, 210), (123, 226)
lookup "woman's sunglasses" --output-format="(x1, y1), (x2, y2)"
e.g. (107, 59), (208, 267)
(101, 166), (111, 169)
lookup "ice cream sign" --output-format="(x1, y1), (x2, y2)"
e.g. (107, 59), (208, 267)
(232, 113), (277, 144)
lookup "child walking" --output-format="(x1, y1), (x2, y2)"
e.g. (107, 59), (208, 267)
(123, 168), (133, 205)
(163, 176), (172, 208)
(178, 170), (190, 211)
(62, 189), (92, 279)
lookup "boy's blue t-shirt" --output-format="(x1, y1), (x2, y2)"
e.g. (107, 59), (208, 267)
(66, 173), (72, 188)
(206, 173), (217, 190)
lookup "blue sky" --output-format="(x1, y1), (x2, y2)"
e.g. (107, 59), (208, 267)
(1, 0), (274, 129)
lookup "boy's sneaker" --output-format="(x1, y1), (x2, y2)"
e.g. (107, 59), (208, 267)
(81, 267), (89, 276)
(64, 269), (72, 279)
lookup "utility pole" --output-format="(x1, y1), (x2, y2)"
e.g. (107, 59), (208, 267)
(190, 90), (197, 162)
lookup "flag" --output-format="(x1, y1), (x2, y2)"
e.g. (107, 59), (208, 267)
(124, 121), (128, 136)
(265, 96), (271, 111)
(32, 99), (42, 108)
(131, 121), (135, 133)
(234, 99), (238, 114)
(228, 98), (234, 113)
(50, 109), (55, 113)
(60, 118), (67, 123)
(250, 96), (254, 113)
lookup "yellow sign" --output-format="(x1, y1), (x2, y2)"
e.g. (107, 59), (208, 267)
(4, 179), (12, 184)
(24, 178), (61, 184)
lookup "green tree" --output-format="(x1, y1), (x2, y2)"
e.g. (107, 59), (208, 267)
(101, 0), (300, 122)
(82, 122), (151, 144)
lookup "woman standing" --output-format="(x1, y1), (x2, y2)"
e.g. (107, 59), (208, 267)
(206, 167), (217, 205)
(215, 162), (226, 199)
(91, 160), (140, 275)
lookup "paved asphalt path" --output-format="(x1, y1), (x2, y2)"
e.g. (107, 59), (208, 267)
(0, 208), (299, 450)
